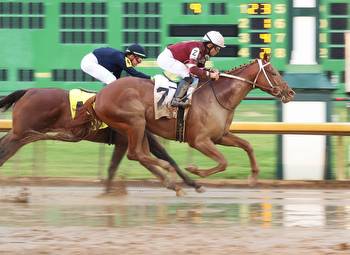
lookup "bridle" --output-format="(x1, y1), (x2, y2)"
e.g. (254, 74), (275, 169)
(219, 59), (276, 90)
(209, 59), (278, 111)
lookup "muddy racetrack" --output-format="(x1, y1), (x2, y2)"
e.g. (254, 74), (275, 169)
(0, 180), (350, 255)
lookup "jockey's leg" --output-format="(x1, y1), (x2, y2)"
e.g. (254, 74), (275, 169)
(171, 76), (193, 107)
(157, 48), (192, 108)
(81, 53), (116, 85)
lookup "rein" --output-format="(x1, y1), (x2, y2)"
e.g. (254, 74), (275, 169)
(219, 59), (275, 89)
(209, 81), (233, 112)
(211, 59), (275, 112)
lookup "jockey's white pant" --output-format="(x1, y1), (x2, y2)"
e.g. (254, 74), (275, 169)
(157, 48), (189, 79)
(80, 53), (116, 85)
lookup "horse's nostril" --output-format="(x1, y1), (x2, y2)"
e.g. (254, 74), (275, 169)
(288, 90), (295, 97)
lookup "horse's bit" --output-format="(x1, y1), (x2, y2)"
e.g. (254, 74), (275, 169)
(219, 59), (275, 89)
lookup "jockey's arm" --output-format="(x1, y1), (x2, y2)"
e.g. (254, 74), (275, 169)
(187, 47), (212, 80)
(124, 67), (151, 79)
(188, 65), (209, 80)
(188, 64), (219, 81)
(117, 54), (151, 79)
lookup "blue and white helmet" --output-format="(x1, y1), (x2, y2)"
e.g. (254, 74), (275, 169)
(125, 43), (147, 58)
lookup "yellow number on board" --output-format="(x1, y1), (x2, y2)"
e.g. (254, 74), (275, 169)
(259, 48), (271, 59)
(261, 3), (271, 14)
(189, 3), (202, 14)
(247, 3), (259, 15)
(259, 33), (271, 43)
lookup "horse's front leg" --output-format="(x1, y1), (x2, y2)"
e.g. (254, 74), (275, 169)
(185, 137), (228, 177)
(217, 132), (259, 186)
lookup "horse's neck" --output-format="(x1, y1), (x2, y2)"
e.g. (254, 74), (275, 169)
(224, 64), (258, 107)
(213, 77), (252, 111)
(194, 63), (256, 112)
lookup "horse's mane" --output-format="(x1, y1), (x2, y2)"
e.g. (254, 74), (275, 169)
(223, 59), (256, 75)
(196, 60), (257, 91)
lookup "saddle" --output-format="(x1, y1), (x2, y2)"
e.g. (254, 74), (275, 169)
(68, 89), (108, 129)
(69, 89), (96, 119)
(153, 74), (199, 142)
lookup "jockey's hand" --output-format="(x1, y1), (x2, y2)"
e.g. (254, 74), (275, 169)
(208, 67), (219, 73)
(209, 71), (220, 81)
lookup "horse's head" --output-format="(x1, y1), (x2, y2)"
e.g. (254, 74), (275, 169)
(252, 54), (295, 103)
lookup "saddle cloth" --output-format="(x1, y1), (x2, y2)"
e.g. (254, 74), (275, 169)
(69, 88), (107, 129)
(153, 74), (178, 119)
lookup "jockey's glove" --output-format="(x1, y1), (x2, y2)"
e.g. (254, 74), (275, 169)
(205, 67), (219, 73)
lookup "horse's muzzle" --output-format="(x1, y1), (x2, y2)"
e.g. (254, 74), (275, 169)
(281, 89), (295, 103)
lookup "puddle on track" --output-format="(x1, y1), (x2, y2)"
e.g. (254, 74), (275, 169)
(1, 186), (350, 229)
(1, 186), (350, 254)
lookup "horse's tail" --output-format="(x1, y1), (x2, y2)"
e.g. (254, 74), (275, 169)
(0, 90), (28, 112)
(68, 95), (102, 138)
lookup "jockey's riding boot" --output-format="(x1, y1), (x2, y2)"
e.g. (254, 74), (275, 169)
(171, 76), (193, 108)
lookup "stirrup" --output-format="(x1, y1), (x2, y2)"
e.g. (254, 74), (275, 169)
(171, 98), (190, 108)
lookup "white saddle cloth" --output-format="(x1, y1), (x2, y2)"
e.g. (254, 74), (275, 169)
(153, 74), (178, 119)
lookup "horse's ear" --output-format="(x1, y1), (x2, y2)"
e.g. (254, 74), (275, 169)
(263, 53), (271, 62)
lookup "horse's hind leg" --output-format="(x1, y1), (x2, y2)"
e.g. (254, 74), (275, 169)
(146, 132), (204, 193)
(140, 133), (184, 196)
(0, 132), (26, 167)
(105, 131), (184, 195)
(122, 121), (184, 195)
(22, 130), (81, 143)
(126, 122), (176, 174)
(217, 133), (259, 186)
(106, 141), (184, 196)
(142, 163), (185, 196)
(0, 130), (60, 167)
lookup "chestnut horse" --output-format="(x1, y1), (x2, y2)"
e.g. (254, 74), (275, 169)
(72, 56), (295, 192)
(0, 88), (203, 193)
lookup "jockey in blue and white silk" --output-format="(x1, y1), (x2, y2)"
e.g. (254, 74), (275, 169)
(81, 44), (150, 85)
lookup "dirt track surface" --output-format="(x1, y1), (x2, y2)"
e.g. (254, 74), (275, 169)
(0, 182), (350, 254)
(1, 176), (350, 188)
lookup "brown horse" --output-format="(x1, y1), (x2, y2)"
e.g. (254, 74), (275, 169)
(0, 88), (203, 193)
(72, 55), (295, 189)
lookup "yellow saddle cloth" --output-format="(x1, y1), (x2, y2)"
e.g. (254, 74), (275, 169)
(69, 89), (108, 129)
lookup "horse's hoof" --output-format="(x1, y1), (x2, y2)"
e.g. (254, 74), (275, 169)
(176, 189), (186, 197)
(100, 186), (128, 197)
(98, 192), (113, 198)
(248, 175), (258, 187)
(195, 186), (206, 193)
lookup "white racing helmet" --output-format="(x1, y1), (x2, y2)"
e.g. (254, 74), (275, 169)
(203, 31), (225, 48)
